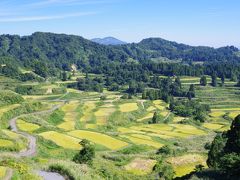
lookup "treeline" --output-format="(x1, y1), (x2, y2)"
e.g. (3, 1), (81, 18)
(67, 75), (104, 93)
(169, 100), (210, 122)
(0, 32), (240, 81)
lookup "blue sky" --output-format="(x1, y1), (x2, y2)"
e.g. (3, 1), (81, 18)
(0, 0), (239, 47)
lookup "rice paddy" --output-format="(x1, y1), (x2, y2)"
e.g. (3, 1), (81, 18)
(125, 158), (156, 175)
(203, 123), (223, 130)
(68, 130), (128, 150)
(137, 113), (153, 122)
(0, 104), (20, 117)
(146, 106), (156, 112)
(95, 107), (115, 125)
(121, 135), (164, 148)
(119, 103), (138, 112)
(168, 154), (207, 177)
(17, 119), (40, 132)
(119, 123), (206, 140)
(39, 131), (81, 150)
(57, 121), (75, 131)
(58, 101), (80, 130)
(228, 112), (240, 119)
(0, 166), (7, 178)
(2, 129), (21, 139)
(0, 76), (238, 179)
(80, 101), (96, 122)
(0, 139), (14, 147)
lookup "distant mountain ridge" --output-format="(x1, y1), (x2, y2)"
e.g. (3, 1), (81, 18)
(91, 37), (127, 45)
(0, 32), (239, 69)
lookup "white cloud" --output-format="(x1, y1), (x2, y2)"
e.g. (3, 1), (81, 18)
(0, 12), (97, 22)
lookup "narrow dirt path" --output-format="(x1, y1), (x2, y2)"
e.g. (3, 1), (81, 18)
(5, 102), (67, 179)
(138, 100), (145, 109)
(9, 103), (64, 157)
(163, 112), (171, 122)
(36, 171), (65, 180)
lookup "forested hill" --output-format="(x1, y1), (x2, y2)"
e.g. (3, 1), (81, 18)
(0, 32), (239, 68)
(117, 38), (240, 62)
(0, 32), (128, 66)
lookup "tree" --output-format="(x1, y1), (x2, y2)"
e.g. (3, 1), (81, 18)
(207, 133), (226, 168)
(211, 72), (217, 87)
(73, 139), (95, 165)
(207, 115), (240, 177)
(157, 145), (172, 155)
(61, 71), (68, 81)
(224, 115), (240, 154)
(34, 61), (48, 78)
(200, 76), (207, 86)
(153, 158), (175, 180)
(237, 75), (240, 87)
(221, 74), (225, 86)
(175, 76), (182, 88)
(187, 84), (195, 100)
(150, 112), (159, 124)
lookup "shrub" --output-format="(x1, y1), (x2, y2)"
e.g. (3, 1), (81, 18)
(157, 145), (172, 155)
(73, 139), (95, 165)
(153, 158), (175, 180)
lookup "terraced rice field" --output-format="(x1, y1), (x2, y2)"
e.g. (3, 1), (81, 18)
(209, 111), (225, 118)
(130, 134), (153, 140)
(80, 101), (96, 122)
(173, 116), (186, 123)
(121, 135), (164, 148)
(23, 94), (61, 100)
(117, 127), (145, 134)
(119, 123), (206, 140)
(146, 106), (156, 112)
(68, 130), (128, 150)
(0, 139), (14, 147)
(137, 113), (153, 122)
(170, 124), (206, 135)
(95, 107), (115, 125)
(85, 124), (98, 129)
(228, 111), (240, 119)
(0, 104), (20, 117)
(119, 103), (138, 112)
(168, 154), (207, 177)
(58, 121), (75, 131)
(125, 158), (156, 175)
(196, 86), (240, 111)
(0, 166), (7, 178)
(203, 123), (224, 130)
(17, 119), (40, 132)
(39, 131), (81, 150)
(58, 101), (80, 130)
(2, 129), (21, 139)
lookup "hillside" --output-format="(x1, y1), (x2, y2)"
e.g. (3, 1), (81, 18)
(0, 32), (239, 70)
(118, 38), (240, 62)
